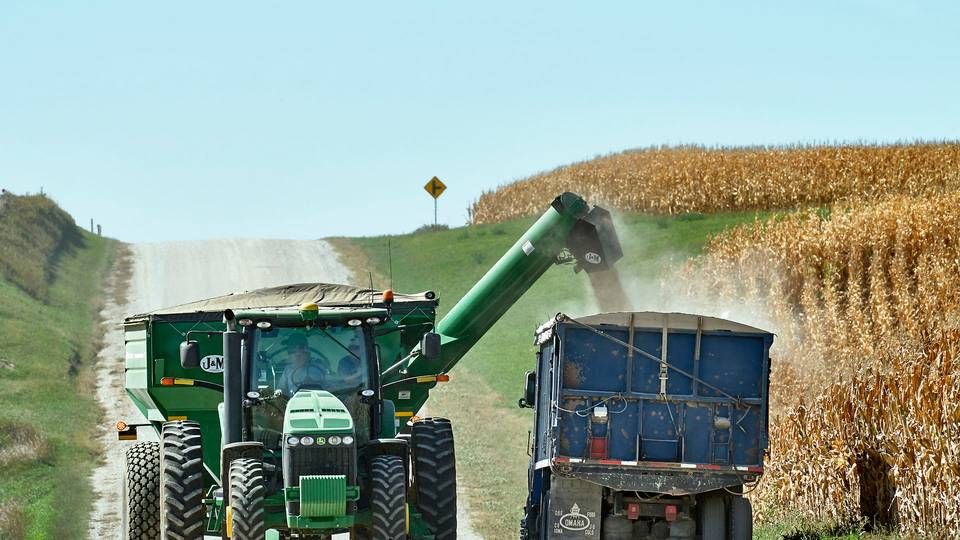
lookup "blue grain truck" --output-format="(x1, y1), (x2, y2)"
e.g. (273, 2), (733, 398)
(519, 312), (773, 540)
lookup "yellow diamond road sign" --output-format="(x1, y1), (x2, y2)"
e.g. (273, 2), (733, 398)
(424, 176), (446, 199)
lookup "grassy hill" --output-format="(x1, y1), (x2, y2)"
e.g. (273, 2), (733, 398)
(0, 192), (117, 539)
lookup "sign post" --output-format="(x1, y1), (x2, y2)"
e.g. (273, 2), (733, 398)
(423, 176), (447, 228)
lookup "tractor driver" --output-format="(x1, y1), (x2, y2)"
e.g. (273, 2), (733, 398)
(278, 333), (329, 396)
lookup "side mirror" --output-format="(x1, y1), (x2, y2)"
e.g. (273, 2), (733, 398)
(180, 340), (200, 369)
(518, 370), (536, 408)
(420, 332), (441, 359)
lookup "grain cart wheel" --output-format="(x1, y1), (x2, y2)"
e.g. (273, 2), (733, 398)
(229, 459), (265, 540)
(123, 441), (160, 539)
(728, 496), (752, 540)
(411, 418), (456, 539)
(370, 455), (407, 540)
(700, 493), (727, 540)
(160, 420), (205, 540)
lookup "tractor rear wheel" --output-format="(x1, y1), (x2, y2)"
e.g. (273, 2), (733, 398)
(370, 455), (407, 540)
(123, 441), (161, 540)
(229, 459), (266, 540)
(160, 420), (206, 540)
(411, 418), (457, 539)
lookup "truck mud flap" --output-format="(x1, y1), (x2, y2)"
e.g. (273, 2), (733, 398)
(546, 477), (601, 539)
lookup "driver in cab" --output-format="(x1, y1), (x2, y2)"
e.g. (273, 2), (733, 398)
(278, 333), (328, 395)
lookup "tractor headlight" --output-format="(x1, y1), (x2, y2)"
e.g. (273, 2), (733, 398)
(365, 317), (381, 325)
(347, 319), (362, 327)
(328, 435), (342, 445)
(286, 436), (300, 446)
(342, 435), (354, 445)
(238, 318), (254, 327)
(300, 436), (315, 446)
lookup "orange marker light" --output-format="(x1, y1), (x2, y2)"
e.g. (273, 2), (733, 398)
(436, 374), (450, 382)
(116, 421), (128, 431)
(160, 377), (175, 386)
(382, 289), (395, 304)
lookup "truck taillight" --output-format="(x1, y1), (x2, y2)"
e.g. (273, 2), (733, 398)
(664, 504), (677, 522)
(627, 502), (640, 520)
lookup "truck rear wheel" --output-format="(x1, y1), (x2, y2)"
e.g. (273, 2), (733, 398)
(728, 496), (752, 540)
(370, 455), (407, 540)
(123, 441), (161, 540)
(229, 459), (265, 540)
(700, 493), (726, 540)
(411, 418), (456, 539)
(600, 515), (633, 539)
(160, 420), (205, 540)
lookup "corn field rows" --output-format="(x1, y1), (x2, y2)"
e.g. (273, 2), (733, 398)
(469, 143), (960, 224)
(683, 194), (960, 536)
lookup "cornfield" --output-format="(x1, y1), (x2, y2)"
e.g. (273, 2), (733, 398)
(682, 193), (960, 536)
(469, 143), (960, 224)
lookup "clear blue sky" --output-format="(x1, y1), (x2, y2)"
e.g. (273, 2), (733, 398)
(2, 2), (958, 242)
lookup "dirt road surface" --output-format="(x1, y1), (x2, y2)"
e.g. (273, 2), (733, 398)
(87, 239), (480, 539)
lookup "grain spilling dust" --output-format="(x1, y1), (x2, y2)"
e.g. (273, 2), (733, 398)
(585, 213), (779, 334)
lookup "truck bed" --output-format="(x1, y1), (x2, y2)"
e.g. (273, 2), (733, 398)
(533, 312), (773, 494)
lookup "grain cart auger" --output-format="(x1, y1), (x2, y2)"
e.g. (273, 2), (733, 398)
(116, 192), (622, 540)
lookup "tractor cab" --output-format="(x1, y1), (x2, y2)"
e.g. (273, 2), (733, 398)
(237, 304), (387, 451)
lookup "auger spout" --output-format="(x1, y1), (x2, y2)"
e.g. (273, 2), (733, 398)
(402, 192), (623, 379)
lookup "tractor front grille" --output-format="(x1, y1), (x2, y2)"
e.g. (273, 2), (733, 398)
(283, 442), (357, 488)
(283, 441), (357, 517)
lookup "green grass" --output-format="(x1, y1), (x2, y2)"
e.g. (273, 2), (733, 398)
(0, 192), (84, 301)
(342, 209), (774, 537)
(0, 228), (116, 539)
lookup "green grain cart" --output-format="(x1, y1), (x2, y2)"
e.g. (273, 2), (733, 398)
(117, 192), (622, 540)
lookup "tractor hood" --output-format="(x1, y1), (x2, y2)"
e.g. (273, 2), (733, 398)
(283, 390), (354, 433)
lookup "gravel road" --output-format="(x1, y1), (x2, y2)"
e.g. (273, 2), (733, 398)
(87, 239), (480, 539)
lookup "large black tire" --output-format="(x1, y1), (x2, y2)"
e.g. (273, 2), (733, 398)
(160, 420), (206, 540)
(728, 496), (752, 540)
(229, 459), (266, 540)
(600, 515), (633, 539)
(123, 441), (160, 540)
(701, 493), (727, 540)
(410, 418), (456, 539)
(370, 455), (407, 540)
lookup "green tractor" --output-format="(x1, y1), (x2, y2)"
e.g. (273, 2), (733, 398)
(117, 192), (623, 539)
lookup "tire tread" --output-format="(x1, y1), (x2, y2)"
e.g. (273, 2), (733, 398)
(160, 420), (205, 540)
(370, 455), (406, 539)
(124, 441), (161, 539)
(411, 418), (457, 540)
(229, 459), (266, 540)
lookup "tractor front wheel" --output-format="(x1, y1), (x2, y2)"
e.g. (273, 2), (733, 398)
(160, 420), (205, 540)
(370, 455), (407, 540)
(123, 441), (161, 540)
(229, 459), (266, 540)
(411, 418), (457, 539)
